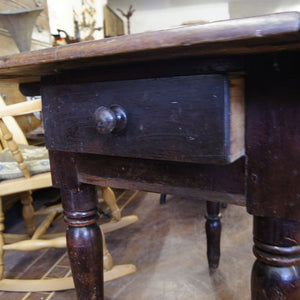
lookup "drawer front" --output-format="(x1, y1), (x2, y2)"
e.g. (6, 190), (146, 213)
(43, 74), (244, 164)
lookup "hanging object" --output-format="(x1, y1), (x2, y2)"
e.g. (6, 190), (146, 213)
(0, 7), (43, 52)
(117, 5), (135, 34)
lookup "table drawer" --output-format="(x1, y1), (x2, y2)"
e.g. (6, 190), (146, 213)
(43, 74), (244, 164)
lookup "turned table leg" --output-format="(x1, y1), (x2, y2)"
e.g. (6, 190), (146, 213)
(251, 216), (300, 300)
(160, 193), (167, 205)
(205, 201), (221, 269)
(61, 184), (103, 300)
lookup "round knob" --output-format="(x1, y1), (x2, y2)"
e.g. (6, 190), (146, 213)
(94, 105), (127, 134)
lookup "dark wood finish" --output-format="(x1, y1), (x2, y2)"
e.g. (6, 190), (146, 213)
(75, 154), (245, 205)
(42, 56), (245, 85)
(0, 12), (299, 83)
(49, 151), (103, 299)
(19, 82), (41, 96)
(245, 53), (300, 299)
(0, 12), (299, 299)
(160, 194), (167, 205)
(206, 201), (221, 269)
(246, 53), (300, 221)
(42, 74), (244, 165)
(252, 216), (300, 300)
(61, 188), (103, 300)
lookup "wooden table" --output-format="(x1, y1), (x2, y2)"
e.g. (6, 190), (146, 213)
(0, 12), (299, 300)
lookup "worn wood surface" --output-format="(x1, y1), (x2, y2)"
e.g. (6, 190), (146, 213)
(49, 151), (104, 299)
(245, 53), (300, 298)
(43, 74), (244, 165)
(0, 12), (299, 83)
(61, 187), (103, 300)
(0, 11), (299, 299)
(18, 56), (244, 97)
(49, 152), (246, 206)
(252, 216), (300, 299)
(246, 53), (300, 221)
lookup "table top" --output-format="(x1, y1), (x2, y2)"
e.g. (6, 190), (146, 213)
(0, 12), (299, 83)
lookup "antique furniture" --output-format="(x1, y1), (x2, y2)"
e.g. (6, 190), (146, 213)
(0, 96), (58, 291)
(0, 0), (51, 148)
(0, 97), (136, 292)
(0, 12), (299, 299)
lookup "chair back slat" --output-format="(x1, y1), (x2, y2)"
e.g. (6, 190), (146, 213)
(0, 98), (42, 118)
(0, 96), (28, 146)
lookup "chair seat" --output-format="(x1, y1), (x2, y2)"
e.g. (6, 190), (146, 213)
(0, 144), (50, 180)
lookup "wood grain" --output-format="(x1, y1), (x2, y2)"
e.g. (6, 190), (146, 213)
(43, 74), (244, 165)
(0, 192), (253, 300)
(246, 54), (300, 221)
(228, 75), (245, 160)
(49, 152), (246, 206)
(252, 216), (300, 299)
(0, 12), (299, 83)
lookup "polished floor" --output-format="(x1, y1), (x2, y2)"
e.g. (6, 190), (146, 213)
(1, 189), (253, 300)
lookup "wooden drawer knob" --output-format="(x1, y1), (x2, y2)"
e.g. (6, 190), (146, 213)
(94, 105), (127, 134)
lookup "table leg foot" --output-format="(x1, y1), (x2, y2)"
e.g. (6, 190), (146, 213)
(205, 201), (221, 269)
(61, 185), (103, 300)
(160, 193), (167, 205)
(251, 216), (300, 300)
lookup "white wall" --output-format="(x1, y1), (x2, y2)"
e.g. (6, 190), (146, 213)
(107, 0), (230, 34)
(48, 0), (300, 39)
(107, 0), (300, 35)
(229, 0), (300, 19)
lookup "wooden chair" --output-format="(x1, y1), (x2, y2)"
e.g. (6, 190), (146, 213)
(0, 96), (137, 292)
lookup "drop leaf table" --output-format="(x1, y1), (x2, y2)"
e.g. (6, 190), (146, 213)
(0, 12), (299, 300)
